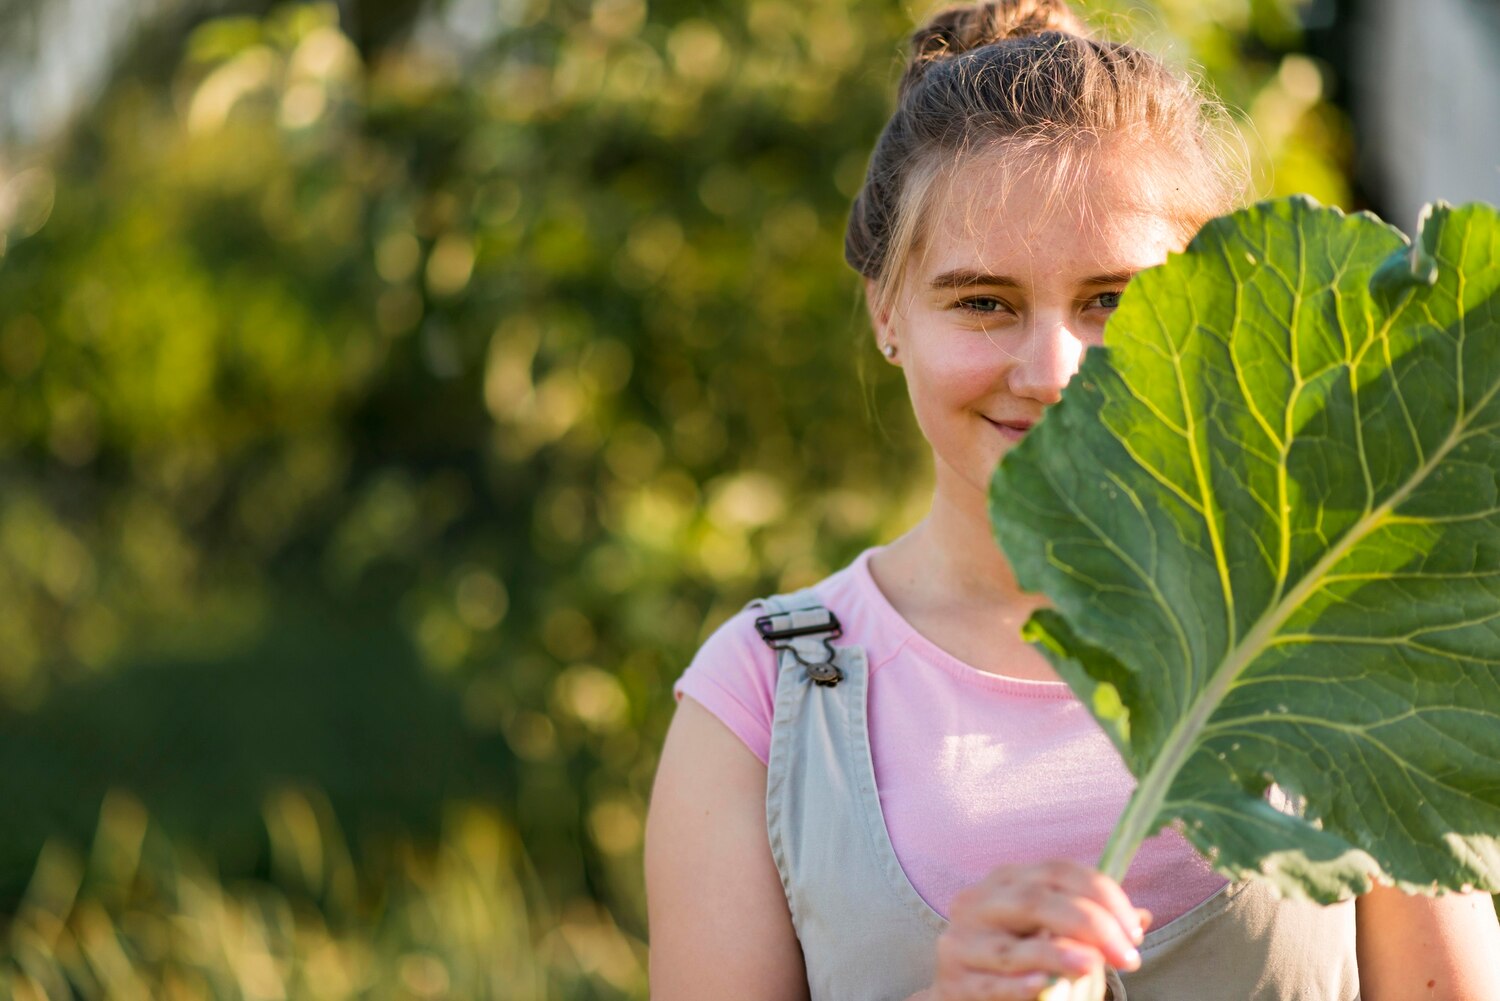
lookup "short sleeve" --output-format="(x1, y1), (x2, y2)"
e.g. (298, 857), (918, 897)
(672, 605), (779, 766)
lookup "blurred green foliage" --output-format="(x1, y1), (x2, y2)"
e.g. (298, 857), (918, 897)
(0, 0), (1354, 996)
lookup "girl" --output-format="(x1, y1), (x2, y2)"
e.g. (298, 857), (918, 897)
(645, 2), (1500, 998)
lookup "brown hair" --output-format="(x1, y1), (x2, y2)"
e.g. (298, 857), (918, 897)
(846, 0), (1245, 316)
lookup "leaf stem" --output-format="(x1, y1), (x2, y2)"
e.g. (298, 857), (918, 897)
(1096, 652), (1245, 881)
(1097, 798), (1146, 883)
(1098, 750), (1174, 882)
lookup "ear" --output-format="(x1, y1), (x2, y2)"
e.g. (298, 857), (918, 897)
(863, 278), (897, 360)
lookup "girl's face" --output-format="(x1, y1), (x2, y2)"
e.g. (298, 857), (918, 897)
(871, 147), (1188, 512)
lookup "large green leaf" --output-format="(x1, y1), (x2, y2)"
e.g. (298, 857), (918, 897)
(990, 196), (1500, 902)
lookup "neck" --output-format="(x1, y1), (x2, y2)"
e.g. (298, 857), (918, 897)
(905, 463), (1043, 611)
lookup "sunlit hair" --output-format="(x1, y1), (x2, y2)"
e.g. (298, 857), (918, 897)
(846, 0), (1248, 319)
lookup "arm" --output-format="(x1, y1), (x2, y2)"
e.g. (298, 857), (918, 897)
(1356, 884), (1500, 1000)
(644, 695), (810, 1000)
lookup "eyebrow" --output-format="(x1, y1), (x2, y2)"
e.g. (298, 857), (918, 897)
(927, 268), (1139, 290)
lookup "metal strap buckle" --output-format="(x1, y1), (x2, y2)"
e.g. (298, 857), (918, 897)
(754, 608), (844, 687)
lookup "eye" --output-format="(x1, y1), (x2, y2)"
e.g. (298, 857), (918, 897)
(954, 296), (1011, 315)
(1091, 290), (1124, 310)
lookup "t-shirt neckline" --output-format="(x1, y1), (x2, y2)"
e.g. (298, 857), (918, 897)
(852, 546), (1077, 698)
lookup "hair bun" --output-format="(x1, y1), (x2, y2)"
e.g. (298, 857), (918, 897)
(903, 1), (1089, 92)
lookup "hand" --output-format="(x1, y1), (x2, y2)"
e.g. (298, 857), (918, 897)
(928, 859), (1150, 1001)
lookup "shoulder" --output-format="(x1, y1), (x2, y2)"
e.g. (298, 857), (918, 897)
(672, 600), (779, 766)
(671, 549), (885, 765)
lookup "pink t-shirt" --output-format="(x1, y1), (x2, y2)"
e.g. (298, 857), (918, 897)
(673, 546), (1227, 924)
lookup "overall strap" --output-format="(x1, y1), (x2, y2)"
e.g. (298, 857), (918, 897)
(752, 588), (845, 687)
(757, 587), (948, 1001)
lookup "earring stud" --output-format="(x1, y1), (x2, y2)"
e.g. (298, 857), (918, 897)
(882, 342), (897, 359)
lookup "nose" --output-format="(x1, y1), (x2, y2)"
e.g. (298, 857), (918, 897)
(1005, 315), (1085, 405)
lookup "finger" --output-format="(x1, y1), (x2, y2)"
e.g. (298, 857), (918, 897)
(978, 891), (1142, 971)
(946, 930), (1102, 979)
(981, 862), (1140, 946)
(1036, 861), (1145, 945)
(940, 970), (1060, 1001)
(1035, 896), (1141, 971)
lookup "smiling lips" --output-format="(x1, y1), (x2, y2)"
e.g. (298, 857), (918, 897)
(983, 416), (1034, 441)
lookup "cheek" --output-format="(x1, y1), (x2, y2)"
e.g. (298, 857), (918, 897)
(908, 337), (1006, 406)
(903, 338), (1007, 434)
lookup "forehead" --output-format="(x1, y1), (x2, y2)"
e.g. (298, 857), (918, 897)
(916, 146), (1182, 276)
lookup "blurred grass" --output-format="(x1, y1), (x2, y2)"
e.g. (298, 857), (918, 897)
(0, 0), (1362, 996)
(3, 791), (642, 1000)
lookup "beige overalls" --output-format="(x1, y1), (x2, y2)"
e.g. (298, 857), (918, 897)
(754, 589), (1361, 1001)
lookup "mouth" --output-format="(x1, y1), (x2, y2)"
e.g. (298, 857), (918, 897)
(983, 416), (1034, 442)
